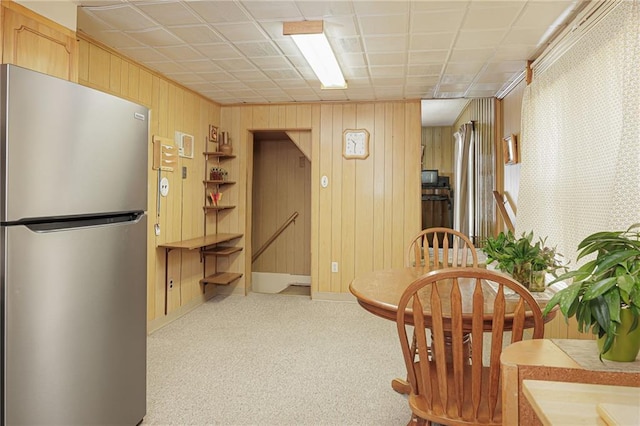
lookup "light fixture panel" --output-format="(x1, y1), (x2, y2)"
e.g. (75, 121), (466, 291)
(284, 20), (346, 90)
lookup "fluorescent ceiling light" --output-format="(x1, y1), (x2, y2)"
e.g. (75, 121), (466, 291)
(284, 21), (346, 89)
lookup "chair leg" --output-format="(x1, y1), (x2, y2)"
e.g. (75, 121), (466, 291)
(407, 414), (429, 426)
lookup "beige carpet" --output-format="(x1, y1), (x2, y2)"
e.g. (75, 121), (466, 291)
(142, 292), (409, 425)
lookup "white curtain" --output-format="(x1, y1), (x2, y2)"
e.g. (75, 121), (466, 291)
(517, 1), (640, 266)
(453, 122), (475, 239)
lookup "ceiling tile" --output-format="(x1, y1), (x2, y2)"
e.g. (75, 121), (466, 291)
(82, 4), (157, 31)
(234, 41), (281, 57)
(167, 25), (225, 45)
(136, 2), (202, 26)
(462, 4), (523, 31)
(213, 58), (258, 72)
(410, 33), (455, 50)
(193, 43), (243, 60)
(188, 1), (251, 24)
(364, 35), (407, 53)
(242, 1), (302, 20)
(367, 52), (407, 67)
(358, 15), (409, 35)
(124, 28), (183, 47)
(353, 1), (409, 16)
(411, 10), (466, 33)
(408, 51), (448, 65)
(213, 22), (268, 42)
(455, 29), (505, 49)
(155, 45), (205, 61)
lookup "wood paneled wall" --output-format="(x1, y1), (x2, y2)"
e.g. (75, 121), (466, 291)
(422, 126), (454, 183)
(1, 0), (78, 82)
(77, 35), (222, 329)
(252, 138), (311, 275)
(220, 102), (422, 298)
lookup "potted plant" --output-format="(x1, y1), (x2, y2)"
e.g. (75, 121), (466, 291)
(543, 224), (640, 361)
(482, 231), (567, 291)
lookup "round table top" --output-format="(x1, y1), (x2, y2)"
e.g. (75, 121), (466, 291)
(349, 266), (557, 327)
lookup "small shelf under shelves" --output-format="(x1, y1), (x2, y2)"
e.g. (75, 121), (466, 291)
(204, 180), (236, 185)
(200, 272), (243, 286)
(202, 246), (243, 256)
(203, 152), (236, 159)
(203, 205), (236, 212)
(158, 233), (242, 250)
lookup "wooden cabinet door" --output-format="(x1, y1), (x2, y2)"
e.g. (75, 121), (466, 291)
(1, 2), (78, 82)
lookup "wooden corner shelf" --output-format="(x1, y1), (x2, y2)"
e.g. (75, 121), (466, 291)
(200, 272), (243, 286)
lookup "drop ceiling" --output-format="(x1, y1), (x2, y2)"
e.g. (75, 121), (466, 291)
(75, 0), (587, 124)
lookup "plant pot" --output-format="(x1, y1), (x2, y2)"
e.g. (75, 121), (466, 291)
(512, 262), (532, 289)
(528, 270), (547, 292)
(597, 308), (640, 362)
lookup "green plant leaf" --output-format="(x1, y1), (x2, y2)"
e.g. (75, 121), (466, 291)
(603, 290), (621, 323)
(590, 296), (610, 333)
(617, 275), (635, 295)
(582, 277), (617, 300)
(594, 250), (640, 274)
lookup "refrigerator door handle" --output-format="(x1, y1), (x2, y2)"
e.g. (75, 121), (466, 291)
(21, 211), (145, 232)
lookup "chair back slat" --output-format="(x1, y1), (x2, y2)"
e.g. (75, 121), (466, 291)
(407, 227), (478, 268)
(471, 277), (484, 418)
(488, 285), (506, 421)
(511, 299), (527, 342)
(397, 267), (545, 426)
(412, 296), (432, 401)
(429, 284), (448, 412)
(450, 279), (465, 418)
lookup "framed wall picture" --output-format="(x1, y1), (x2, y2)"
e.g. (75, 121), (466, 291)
(503, 134), (518, 164)
(209, 125), (218, 143)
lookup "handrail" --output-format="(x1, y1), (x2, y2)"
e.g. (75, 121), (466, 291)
(252, 211), (299, 263)
(493, 191), (515, 233)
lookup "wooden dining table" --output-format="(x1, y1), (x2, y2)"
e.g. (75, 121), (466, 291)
(349, 266), (559, 394)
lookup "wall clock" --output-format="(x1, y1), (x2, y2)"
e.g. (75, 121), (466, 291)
(343, 129), (370, 159)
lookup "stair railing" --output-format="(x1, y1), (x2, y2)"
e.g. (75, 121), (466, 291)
(252, 211), (299, 263)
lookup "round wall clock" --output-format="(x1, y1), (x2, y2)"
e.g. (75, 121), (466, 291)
(343, 129), (370, 159)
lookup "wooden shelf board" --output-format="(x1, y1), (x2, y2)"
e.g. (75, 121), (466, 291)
(200, 272), (243, 285)
(203, 205), (236, 211)
(202, 246), (243, 256)
(203, 180), (236, 185)
(203, 152), (236, 159)
(158, 233), (243, 250)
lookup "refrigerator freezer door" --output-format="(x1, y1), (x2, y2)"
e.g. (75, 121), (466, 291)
(0, 65), (148, 222)
(4, 215), (147, 425)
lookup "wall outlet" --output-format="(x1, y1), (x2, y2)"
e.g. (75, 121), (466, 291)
(331, 262), (338, 273)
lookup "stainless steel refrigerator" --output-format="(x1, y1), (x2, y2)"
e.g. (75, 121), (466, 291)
(0, 64), (147, 425)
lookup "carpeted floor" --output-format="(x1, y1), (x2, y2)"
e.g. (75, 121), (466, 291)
(142, 292), (410, 425)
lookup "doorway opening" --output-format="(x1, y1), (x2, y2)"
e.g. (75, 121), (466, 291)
(250, 130), (311, 297)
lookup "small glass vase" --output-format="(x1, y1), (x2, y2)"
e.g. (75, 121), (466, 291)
(511, 262), (532, 289)
(528, 270), (547, 292)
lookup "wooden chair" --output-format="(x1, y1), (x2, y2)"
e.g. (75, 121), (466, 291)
(396, 267), (544, 426)
(394, 228), (479, 395)
(407, 227), (478, 268)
